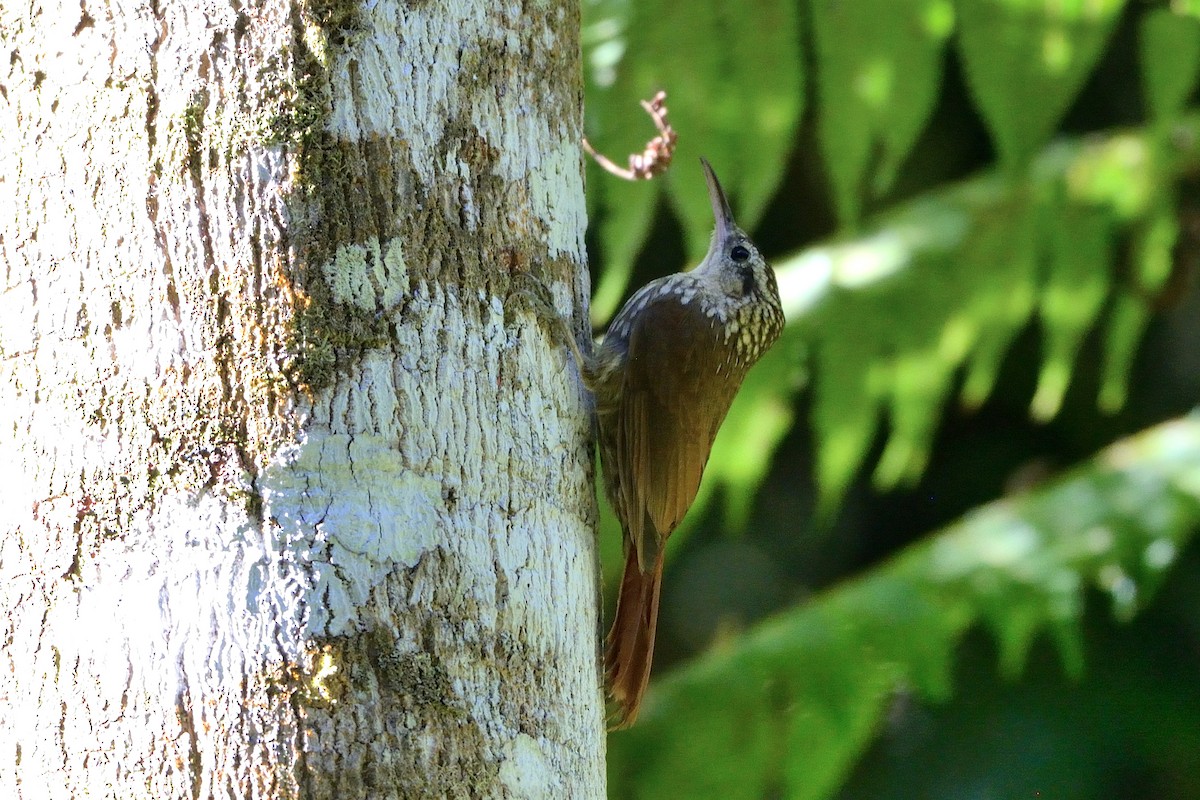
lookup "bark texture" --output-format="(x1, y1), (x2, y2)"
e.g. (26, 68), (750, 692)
(0, 0), (601, 797)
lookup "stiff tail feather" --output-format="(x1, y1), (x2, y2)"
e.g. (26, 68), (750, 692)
(604, 548), (664, 729)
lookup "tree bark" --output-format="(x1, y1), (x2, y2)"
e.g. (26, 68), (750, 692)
(0, 0), (602, 797)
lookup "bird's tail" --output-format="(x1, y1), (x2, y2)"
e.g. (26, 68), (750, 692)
(604, 547), (664, 729)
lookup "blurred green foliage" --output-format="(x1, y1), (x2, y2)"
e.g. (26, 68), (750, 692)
(608, 418), (1200, 798)
(583, 0), (1200, 797)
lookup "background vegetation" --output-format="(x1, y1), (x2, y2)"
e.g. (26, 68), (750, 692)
(581, 1), (1200, 797)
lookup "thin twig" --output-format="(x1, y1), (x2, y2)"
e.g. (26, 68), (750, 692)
(583, 91), (677, 181)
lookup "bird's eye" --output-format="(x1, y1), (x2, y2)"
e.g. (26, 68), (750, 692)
(730, 244), (751, 262)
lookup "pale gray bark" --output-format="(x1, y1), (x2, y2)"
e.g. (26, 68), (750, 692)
(0, 0), (603, 797)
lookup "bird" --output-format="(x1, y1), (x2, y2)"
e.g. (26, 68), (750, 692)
(590, 158), (785, 727)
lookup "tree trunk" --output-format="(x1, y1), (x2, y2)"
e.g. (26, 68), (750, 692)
(0, 0), (602, 797)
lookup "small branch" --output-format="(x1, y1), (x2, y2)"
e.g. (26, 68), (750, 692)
(583, 91), (677, 181)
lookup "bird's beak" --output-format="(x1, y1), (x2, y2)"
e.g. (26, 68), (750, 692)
(700, 157), (736, 242)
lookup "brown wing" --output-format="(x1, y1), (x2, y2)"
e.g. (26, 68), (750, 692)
(614, 295), (742, 570)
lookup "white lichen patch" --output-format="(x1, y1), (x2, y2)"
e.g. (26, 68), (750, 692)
(262, 429), (443, 636)
(324, 237), (410, 310)
(498, 733), (556, 799)
(520, 134), (588, 258)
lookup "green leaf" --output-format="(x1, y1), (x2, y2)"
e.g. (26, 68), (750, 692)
(586, 170), (659, 326)
(1140, 9), (1200, 123)
(1179, 0), (1200, 21)
(955, 0), (1125, 170)
(585, 0), (803, 254)
(1031, 201), (1112, 422)
(661, 0), (804, 261)
(811, 295), (890, 517)
(583, 0), (804, 311)
(780, 115), (1200, 511)
(1098, 198), (1177, 415)
(1132, 199), (1180, 295)
(811, 0), (955, 225)
(798, 189), (999, 509)
(609, 415), (1200, 799)
(958, 190), (1039, 408)
(1099, 292), (1151, 415)
(583, 0), (662, 326)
